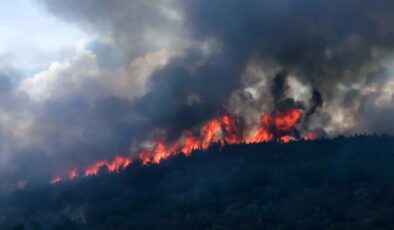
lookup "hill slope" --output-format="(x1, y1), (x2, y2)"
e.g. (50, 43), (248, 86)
(2, 135), (394, 229)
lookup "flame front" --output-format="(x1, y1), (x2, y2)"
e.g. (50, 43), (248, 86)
(84, 156), (132, 176)
(220, 114), (240, 144)
(181, 132), (201, 156)
(304, 131), (319, 141)
(274, 109), (302, 131)
(247, 114), (274, 143)
(68, 168), (78, 180)
(52, 108), (315, 184)
(50, 177), (61, 184)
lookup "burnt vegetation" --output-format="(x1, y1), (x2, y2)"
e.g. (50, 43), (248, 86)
(3, 135), (394, 229)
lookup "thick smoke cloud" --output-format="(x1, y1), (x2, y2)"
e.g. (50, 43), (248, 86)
(183, 0), (394, 132)
(0, 0), (393, 189)
(133, 0), (394, 138)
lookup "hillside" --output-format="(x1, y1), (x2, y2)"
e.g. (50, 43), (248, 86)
(2, 135), (394, 229)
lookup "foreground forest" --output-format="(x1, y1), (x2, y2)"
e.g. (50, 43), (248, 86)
(2, 135), (394, 229)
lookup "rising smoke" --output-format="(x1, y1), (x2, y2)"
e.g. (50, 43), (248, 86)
(0, 0), (393, 189)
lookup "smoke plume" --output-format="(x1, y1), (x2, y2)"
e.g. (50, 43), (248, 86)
(0, 0), (393, 189)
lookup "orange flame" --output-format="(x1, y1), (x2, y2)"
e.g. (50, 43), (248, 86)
(220, 114), (240, 144)
(68, 168), (78, 180)
(274, 109), (302, 131)
(51, 109), (304, 184)
(50, 176), (61, 184)
(201, 118), (222, 149)
(84, 156), (132, 176)
(139, 149), (153, 165)
(107, 156), (132, 172)
(280, 135), (291, 143)
(181, 132), (201, 156)
(247, 114), (274, 143)
(304, 131), (319, 141)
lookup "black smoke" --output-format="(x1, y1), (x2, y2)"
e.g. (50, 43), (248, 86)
(1, 0), (390, 187)
(35, 0), (394, 136)
(127, 0), (394, 139)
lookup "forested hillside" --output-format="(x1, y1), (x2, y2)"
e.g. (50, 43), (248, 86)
(2, 135), (394, 230)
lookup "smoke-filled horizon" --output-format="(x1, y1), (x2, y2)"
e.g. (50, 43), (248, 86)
(1, 0), (394, 190)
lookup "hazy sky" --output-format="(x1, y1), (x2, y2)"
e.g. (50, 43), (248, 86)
(0, 0), (86, 76)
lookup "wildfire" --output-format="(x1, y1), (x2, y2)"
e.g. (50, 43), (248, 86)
(50, 177), (61, 184)
(84, 155), (132, 176)
(247, 114), (274, 143)
(304, 131), (319, 141)
(274, 109), (302, 131)
(68, 168), (78, 180)
(280, 135), (291, 143)
(181, 132), (201, 156)
(220, 114), (240, 144)
(50, 108), (316, 184)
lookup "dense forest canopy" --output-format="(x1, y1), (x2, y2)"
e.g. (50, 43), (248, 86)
(2, 135), (394, 229)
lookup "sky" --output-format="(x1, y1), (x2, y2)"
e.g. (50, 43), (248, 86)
(1, 0), (394, 191)
(0, 0), (86, 76)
